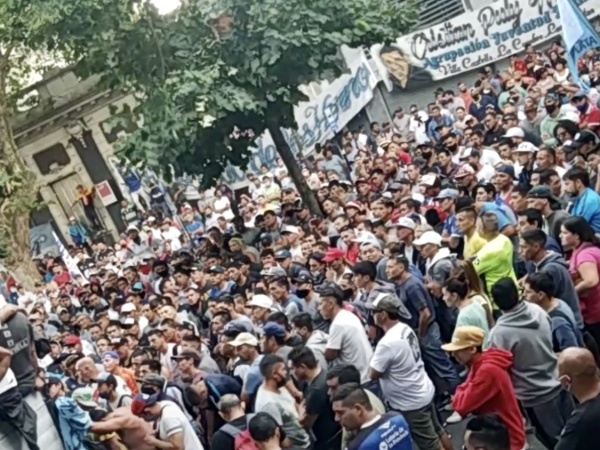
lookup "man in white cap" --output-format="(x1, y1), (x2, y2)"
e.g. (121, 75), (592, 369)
(414, 230), (458, 343)
(247, 294), (276, 328)
(512, 141), (537, 187)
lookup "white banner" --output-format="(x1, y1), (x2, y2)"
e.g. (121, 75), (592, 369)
(294, 46), (377, 149)
(221, 46), (376, 189)
(372, 0), (600, 88)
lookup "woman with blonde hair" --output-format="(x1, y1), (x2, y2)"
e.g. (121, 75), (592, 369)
(452, 260), (495, 328)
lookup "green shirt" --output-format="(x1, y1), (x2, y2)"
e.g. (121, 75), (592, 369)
(457, 301), (490, 346)
(473, 234), (517, 308)
(539, 111), (566, 147)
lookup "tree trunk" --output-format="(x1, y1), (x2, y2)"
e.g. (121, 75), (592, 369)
(0, 59), (42, 289)
(266, 121), (323, 218)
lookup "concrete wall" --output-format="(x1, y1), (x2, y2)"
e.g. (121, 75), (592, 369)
(16, 91), (136, 244)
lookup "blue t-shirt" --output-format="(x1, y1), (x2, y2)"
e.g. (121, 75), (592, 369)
(243, 355), (264, 396)
(571, 188), (600, 233)
(347, 413), (411, 450)
(394, 275), (436, 330)
(205, 374), (242, 410)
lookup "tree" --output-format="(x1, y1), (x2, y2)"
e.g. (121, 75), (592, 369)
(81, 0), (418, 216)
(0, 0), (135, 286)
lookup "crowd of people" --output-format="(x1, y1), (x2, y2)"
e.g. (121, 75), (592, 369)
(3, 41), (600, 450)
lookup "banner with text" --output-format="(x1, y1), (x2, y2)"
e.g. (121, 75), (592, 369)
(372, 0), (600, 89)
(221, 47), (376, 189)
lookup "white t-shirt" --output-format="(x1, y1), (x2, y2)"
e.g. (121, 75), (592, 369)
(160, 343), (177, 374)
(370, 322), (435, 411)
(157, 401), (204, 450)
(162, 227), (182, 251)
(0, 368), (17, 395)
(213, 196), (234, 220)
(477, 164), (496, 182)
(108, 393), (133, 412)
(327, 310), (373, 383)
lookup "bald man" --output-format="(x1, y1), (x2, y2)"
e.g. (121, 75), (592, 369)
(556, 348), (600, 450)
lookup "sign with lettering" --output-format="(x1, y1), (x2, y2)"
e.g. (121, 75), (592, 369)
(295, 46), (377, 149)
(372, 0), (600, 87)
(221, 47), (376, 189)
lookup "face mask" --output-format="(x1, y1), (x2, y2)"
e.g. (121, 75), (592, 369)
(311, 270), (322, 279)
(421, 150), (433, 159)
(577, 103), (588, 113)
(446, 143), (457, 151)
(98, 391), (110, 400)
(511, 95), (520, 103)
(545, 104), (557, 114)
(342, 288), (354, 301)
(155, 270), (168, 278)
(141, 386), (158, 396)
(295, 289), (311, 299)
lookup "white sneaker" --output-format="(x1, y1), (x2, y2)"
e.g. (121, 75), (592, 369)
(445, 411), (464, 424)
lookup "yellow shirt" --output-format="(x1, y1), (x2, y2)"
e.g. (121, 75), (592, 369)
(464, 231), (487, 260)
(473, 234), (517, 307)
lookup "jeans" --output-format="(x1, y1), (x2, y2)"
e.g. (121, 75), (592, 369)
(421, 322), (461, 395)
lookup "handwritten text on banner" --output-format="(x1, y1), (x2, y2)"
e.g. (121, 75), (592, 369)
(373, 0), (600, 86)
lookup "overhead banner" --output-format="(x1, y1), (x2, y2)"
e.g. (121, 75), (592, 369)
(294, 46), (377, 149)
(372, 0), (600, 88)
(221, 46), (376, 189)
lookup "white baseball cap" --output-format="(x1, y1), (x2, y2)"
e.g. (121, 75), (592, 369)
(247, 294), (273, 310)
(414, 231), (443, 247)
(514, 142), (538, 153)
(121, 303), (136, 314)
(503, 127), (525, 138)
(229, 332), (259, 347)
(393, 217), (416, 230)
(281, 225), (300, 235)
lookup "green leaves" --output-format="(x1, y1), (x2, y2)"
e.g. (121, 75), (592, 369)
(76, 0), (417, 185)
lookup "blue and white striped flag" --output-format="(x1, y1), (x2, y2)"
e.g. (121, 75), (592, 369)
(557, 0), (600, 90)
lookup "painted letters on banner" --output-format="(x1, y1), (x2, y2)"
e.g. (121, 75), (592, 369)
(373, 0), (600, 88)
(221, 47), (376, 189)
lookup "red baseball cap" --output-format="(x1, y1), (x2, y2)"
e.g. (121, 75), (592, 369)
(322, 248), (344, 263)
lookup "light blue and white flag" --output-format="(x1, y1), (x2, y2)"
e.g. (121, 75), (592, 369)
(557, 0), (600, 90)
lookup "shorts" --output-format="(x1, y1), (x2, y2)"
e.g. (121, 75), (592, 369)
(399, 402), (444, 450)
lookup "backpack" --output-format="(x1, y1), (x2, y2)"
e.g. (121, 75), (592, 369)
(220, 423), (259, 450)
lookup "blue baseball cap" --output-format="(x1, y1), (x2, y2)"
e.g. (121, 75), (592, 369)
(274, 249), (292, 260)
(262, 322), (286, 338)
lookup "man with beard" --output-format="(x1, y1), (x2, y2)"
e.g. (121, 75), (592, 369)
(96, 373), (133, 412)
(226, 260), (252, 297)
(255, 355), (312, 449)
(416, 142), (436, 169)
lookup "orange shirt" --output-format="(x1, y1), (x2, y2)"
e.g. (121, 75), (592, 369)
(114, 366), (138, 395)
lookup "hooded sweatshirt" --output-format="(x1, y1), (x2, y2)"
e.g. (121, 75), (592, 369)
(536, 252), (584, 330)
(306, 330), (329, 371)
(487, 301), (561, 407)
(452, 349), (526, 450)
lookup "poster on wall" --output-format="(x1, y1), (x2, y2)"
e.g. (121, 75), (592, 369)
(372, 0), (600, 89)
(95, 180), (118, 206)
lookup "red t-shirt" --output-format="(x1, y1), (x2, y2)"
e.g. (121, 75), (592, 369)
(511, 59), (527, 74)
(398, 151), (411, 165)
(53, 271), (72, 287)
(580, 105), (600, 134)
